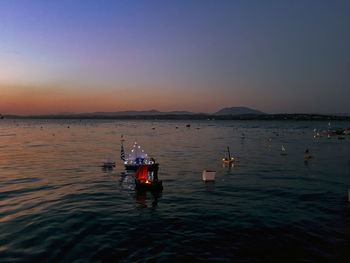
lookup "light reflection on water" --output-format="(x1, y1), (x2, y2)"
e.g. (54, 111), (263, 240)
(0, 119), (350, 262)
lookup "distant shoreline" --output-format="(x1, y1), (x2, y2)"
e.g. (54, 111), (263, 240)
(3, 114), (350, 121)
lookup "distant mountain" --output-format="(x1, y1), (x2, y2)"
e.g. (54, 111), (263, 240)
(214, 107), (265, 115)
(66, 107), (266, 116)
(57, 112), (74, 115)
(166, 111), (194, 115)
(77, 110), (194, 116)
(7, 110), (350, 120)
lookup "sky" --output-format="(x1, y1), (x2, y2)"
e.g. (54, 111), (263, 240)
(0, 0), (349, 115)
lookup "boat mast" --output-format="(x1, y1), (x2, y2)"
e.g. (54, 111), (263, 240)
(120, 135), (126, 161)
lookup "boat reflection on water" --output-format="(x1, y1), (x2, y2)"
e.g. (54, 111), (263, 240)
(119, 174), (136, 190)
(203, 180), (216, 192)
(101, 166), (114, 172)
(134, 191), (162, 209)
(222, 162), (235, 168)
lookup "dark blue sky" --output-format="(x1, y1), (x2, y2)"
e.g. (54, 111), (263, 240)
(1, 0), (349, 114)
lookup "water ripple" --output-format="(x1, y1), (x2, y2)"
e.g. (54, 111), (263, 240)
(0, 119), (349, 262)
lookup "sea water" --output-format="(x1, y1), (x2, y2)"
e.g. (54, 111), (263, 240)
(0, 119), (349, 262)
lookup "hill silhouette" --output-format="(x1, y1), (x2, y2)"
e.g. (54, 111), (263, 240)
(214, 107), (265, 115)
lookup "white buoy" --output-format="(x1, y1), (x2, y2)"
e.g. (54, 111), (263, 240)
(202, 170), (216, 181)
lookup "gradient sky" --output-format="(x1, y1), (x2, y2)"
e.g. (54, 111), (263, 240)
(1, 0), (350, 115)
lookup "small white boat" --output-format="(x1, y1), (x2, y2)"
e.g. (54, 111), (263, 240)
(102, 158), (116, 168)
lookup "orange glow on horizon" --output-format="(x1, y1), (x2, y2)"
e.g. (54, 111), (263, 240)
(0, 82), (223, 115)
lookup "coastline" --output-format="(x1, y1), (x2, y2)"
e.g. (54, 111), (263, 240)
(3, 113), (350, 121)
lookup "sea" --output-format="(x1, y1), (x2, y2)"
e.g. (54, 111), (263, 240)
(0, 119), (349, 262)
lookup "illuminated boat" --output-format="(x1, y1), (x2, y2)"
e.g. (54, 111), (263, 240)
(134, 164), (163, 192)
(122, 142), (156, 171)
(222, 146), (235, 163)
(222, 158), (234, 163)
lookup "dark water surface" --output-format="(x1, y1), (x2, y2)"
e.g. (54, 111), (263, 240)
(1, 119), (350, 262)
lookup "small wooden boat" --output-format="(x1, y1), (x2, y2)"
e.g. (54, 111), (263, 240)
(134, 164), (163, 192)
(280, 145), (288, 156)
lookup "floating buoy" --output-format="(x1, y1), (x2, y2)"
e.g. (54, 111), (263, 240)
(202, 170), (216, 181)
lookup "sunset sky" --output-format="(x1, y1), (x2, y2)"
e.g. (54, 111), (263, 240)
(1, 0), (349, 115)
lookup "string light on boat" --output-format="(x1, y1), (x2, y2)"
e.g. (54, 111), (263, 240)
(222, 157), (235, 162)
